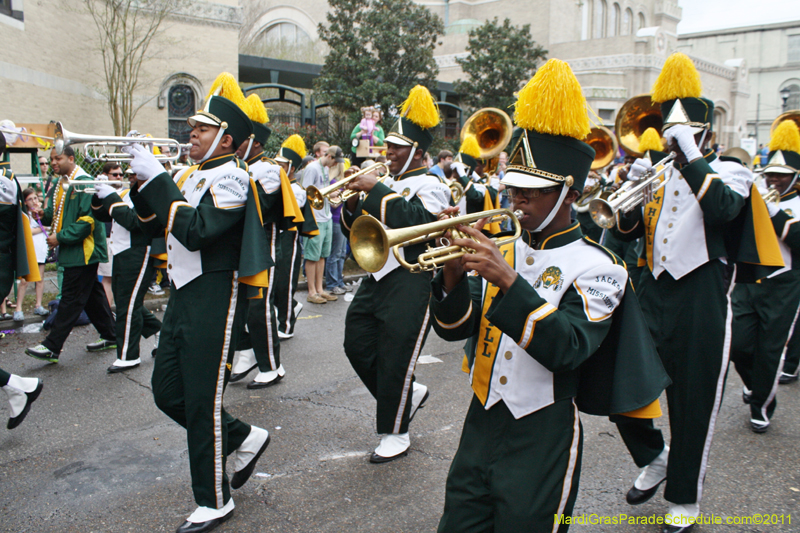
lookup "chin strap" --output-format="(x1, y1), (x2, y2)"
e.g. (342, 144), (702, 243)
(241, 138), (254, 161)
(200, 127), (226, 162)
(534, 185), (569, 233)
(785, 172), (800, 195)
(396, 146), (416, 177)
(698, 129), (708, 154)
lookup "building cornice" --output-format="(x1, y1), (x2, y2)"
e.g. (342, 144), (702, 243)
(170, 1), (242, 29)
(679, 19), (800, 40)
(566, 53), (736, 81)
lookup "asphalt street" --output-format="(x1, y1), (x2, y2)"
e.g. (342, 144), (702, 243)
(1, 289), (799, 532)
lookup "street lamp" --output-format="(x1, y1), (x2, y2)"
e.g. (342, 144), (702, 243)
(780, 87), (791, 112)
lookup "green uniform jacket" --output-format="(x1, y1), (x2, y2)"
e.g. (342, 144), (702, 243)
(91, 191), (152, 248)
(42, 170), (108, 267)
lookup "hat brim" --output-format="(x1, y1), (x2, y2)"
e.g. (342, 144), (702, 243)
(763, 165), (797, 175)
(188, 113), (220, 128)
(384, 134), (413, 147)
(502, 168), (565, 189)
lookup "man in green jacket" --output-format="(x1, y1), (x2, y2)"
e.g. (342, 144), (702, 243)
(26, 146), (116, 363)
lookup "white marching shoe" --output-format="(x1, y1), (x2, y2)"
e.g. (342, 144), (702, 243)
(409, 382), (429, 422)
(229, 426), (271, 489)
(3, 375), (43, 429)
(626, 445), (669, 505)
(177, 498), (234, 532)
(229, 349), (257, 382)
(247, 364), (286, 389)
(370, 433), (410, 464)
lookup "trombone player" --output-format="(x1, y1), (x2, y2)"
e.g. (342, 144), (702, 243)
(340, 85), (450, 463)
(431, 59), (667, 532)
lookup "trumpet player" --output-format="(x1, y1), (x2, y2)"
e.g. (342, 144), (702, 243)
(731, 119), (800, 431)
(432, 59), (666, 532)
(340, 85), (450, 463)
(611, 53), (781, 531)
(25, 144), (117, 364)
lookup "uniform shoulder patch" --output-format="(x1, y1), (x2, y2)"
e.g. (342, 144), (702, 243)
(534, 266), (564, 291)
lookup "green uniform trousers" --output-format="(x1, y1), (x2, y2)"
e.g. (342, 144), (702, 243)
(273, 230), (302, 336)
(0, 367), (10, 386)
(344, 267), (432, 435)
(152, 270), (251, 509)
(438, 397), (582, 533)
(247, 225), (280, 372)
(634, 260), (732, 504)
(731, 270), (800, 421)
(112, 246), (161, 361)
(0, 252), (13, 299)
(783, 310), (800, 377)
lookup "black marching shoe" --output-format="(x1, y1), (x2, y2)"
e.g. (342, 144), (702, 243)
(626, 477), (666, 505)
(107, 363), (140, 374)
(176, 509), (234, 533)
(662, 524), (694, 533)
(750, 417), (770, 433)
(230, 428), (271, 489)
(742, 386), (752, 404)
(86, 338), (117, 352)
(7, 379), (44, 429)
(779, 371), (798, 384)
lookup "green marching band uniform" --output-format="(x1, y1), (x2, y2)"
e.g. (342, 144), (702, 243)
(452, 135), (500, 215)
(91, 186), (162, 372)
(272, 136), (319, 338)
(0, 132), (44, 430)
(611, 53), (783, 528)
(126, 75), (275, 531)
(229, 98), (307, 389)
(732, 120), (800, 429)
(340, 85), (451, 461)
(431, 59), (668, 532)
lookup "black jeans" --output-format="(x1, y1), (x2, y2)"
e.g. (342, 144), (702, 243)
(43, 263), (116, 354)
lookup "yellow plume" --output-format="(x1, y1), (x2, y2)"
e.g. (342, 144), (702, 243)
(206, 72), (246, 109)
(651, 53), (702, 103)
(638, 127), (664, 153)
(399, 85), (440, 129)
(281, 134), (307, 159)
(244, 94), (269, 124)
(513, 59), (591, 140)
(459, 135), (481, 159)
(769, 120), (800, 153)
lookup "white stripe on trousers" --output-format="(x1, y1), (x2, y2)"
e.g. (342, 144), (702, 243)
(214, 274), (239, 508)
(283, 232), (299, 335)
(761, 300), (800, 421)
(696, 265), (735, 502)
(120, 246), (151, 361)
(392, 306), (430, 434)
(552, 401), (581, 533)
(265, 226), (277, 369)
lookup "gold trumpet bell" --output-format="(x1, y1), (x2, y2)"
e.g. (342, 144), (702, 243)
(584, 126), (619, 170)
(461, 108), (513, 160)
(615, 94), (664, 157)
(306, 162), (389, 210)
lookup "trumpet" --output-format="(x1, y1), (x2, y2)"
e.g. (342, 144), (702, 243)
(52, 122), (187, 163)
(61, 179), (130, 194)
(350, 208), (522, 273)
(307, 162), (389, 210)
(763, 185), (781, 205)
(448, 179), (465, 204)
(588, 152), (676, 229)
(573, 177), (609, 213)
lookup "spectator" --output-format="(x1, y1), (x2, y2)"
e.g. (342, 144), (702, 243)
(429, 150), (453, 180)
(303, 144), (343, 304)
(326, 165), (358, 295)
(313, 141), (329, 160)
(14, 188), (49, 320)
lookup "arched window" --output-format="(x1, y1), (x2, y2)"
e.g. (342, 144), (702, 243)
(244, 21), (317, 62)
(714, 108), (727, 140)
(638, 12), (646, 31)
(783, 84), (800, 111)
(594, 0), (607, 39)
(622, 8), (633, 35)
(168, 84), (195, 144)
(609, 3), (620, 37)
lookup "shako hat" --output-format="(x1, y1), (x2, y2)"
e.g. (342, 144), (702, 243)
(504, 58), (595, 192)
(764, 120), (800, 174)
(274, 134), (307, 171)
(652, 53), (713, 134)
(454, 135), (481, 175)
(188, 73), (253, 150)
(385, 85), (440, 154)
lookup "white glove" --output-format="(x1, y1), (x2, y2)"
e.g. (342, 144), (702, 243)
(122, 143), (166, 181)
(628, 158), (654, 181)
(663, 125), (703, 162)
(94, 183), (117, 200)
(451, 161), (467, 179)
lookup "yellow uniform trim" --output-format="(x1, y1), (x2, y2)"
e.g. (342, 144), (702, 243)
(76, 216), (96, 264)
(696, 174), (720, 201)
(435, 302), (473, 330)
(20, 214), (41, 282)
(619, 398), (663, 419)
(239, 178), (272, 292)
(750, 184), (784, 267)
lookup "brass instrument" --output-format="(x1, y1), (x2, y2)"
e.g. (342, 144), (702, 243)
(448, 179), (465, 204)
(307, 162), (390, 210)
(585, 126), (619, 170)
(350, 208), (522, 273)
(615, 94), (664, 157)
(763, 185), (781, 205)
(573, 178), (610, 213)
(770, 111), (800, 136)
(52, 122), (187, 163)
(461, 108), (513, 175)
(61, 179), (130, 194)
(589, 152), (676, 229)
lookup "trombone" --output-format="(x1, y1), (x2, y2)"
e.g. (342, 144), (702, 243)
(51, 122), (187, 163)
(61, 179), (130, 194)
(307, 162), (389, 210)
(350, 208), (523, 273)
(588, 152), (676, 229)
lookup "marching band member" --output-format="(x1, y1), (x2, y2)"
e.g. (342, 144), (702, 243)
(612, 53), (782, 531)
(431, 59), (667, 532)
(26, 144), (116, 363)
(452, 136), (499, 215)
(731, 119), (800, 431)
(125, 74), (273, 533)
(341, 85), (450, 463)
(273, 135), (319, 339)
(91, 168), (162, 373)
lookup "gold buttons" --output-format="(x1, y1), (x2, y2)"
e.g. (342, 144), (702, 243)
(672, 206), (678, 212)
(168, 264), (172, 269)
(661, 256), (666, 261)
(168, 244), (172, 250)
(668, 223), (673, 228)
(674, 190), (679, 196)
(663, 238), (668, 244)
(181, 190), (186, 196)
(526, 257), (534, 265)
(499, 376), (508, 385)
(504, 351), (512, 360)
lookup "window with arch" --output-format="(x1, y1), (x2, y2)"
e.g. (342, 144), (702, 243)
(783, 84), (800, 111)
(168, 84), (196, 144)
(609, 3), (620, 37)
(244, 21), (320, 63)
(638, 12), (646, 31)
(594, 0), (607, 39)
(714, 108), (727, 139)
(622, 8), (633, 35)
